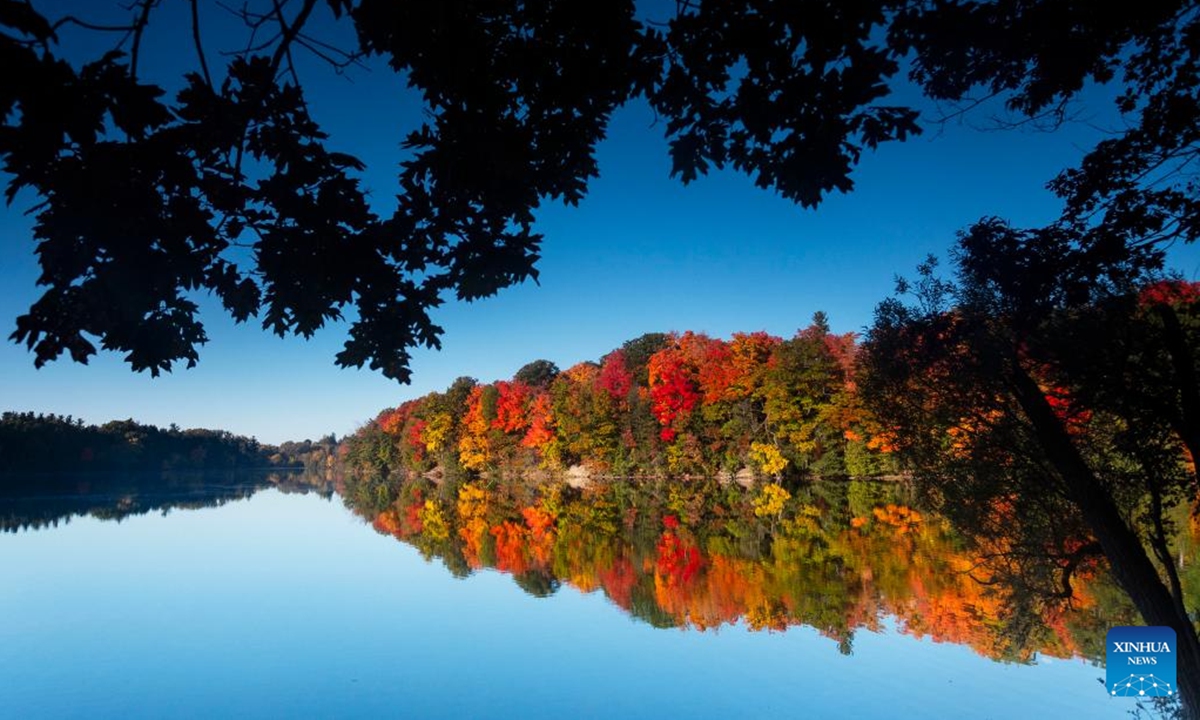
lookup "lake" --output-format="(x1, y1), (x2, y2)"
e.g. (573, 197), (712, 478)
(0, 473), (1150, 718)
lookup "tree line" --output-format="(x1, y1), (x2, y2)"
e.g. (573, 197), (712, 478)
(341, 313), (898, 492)
(0, 411), (334, 475)
(356, 475), (1155, 663)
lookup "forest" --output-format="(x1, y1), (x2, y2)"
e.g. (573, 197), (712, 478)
(341, 313), (898, 498)
(0, 411), (335, 476)
(342, 273), (1200, 712)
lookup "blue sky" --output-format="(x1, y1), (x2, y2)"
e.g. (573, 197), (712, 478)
(2, 3), (1198, 444)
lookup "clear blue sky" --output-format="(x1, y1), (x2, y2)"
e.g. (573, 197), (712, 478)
(3, 2), (1198, 444)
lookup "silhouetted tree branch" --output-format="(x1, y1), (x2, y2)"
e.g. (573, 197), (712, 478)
(1, 0), (1197, 393)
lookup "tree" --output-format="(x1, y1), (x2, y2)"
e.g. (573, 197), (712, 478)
(520, 390), (557, 464)
(341, 325), (878, 479)
(596, 350), (633, 403)
(0, 0), (1018, 381)
(9, 4), (1200, 704)
(8, 1), (1192, 381)
(861, 232), (1200, 715)
(646, 336), (701, 443)
(457, 384), (497, 472)
(762, 318), (850, 475)
(513, 359), (560, 389)
(619, 333), (671, 387)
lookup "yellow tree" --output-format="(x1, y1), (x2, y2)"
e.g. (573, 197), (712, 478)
(458, 385), (494, 471)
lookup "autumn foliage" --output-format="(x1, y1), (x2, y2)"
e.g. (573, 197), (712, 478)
(343, 317), (898, 481)
(357, 478), (1130, 664)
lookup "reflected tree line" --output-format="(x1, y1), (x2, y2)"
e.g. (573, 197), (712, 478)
(0, 470), (334, 534)
(345, 474), (1197, 665)
(4, 415), (1197, 680)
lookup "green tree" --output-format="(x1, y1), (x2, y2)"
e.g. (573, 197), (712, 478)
(514, 360), (560, 389)
(620, 333), (671, 387)
(762, 318), (848, 476)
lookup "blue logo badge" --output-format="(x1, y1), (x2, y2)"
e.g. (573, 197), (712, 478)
(1107, 626), (1177, 698)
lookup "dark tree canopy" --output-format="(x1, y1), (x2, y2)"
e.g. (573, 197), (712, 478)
(862, 225), (1200, 716)
(513, 358), (559, 388)
(1, 0), (1197, 382)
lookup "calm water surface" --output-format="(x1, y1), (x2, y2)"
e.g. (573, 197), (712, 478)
(0, 475), (1136, 718)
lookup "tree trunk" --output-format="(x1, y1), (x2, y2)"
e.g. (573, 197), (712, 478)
(1010, 360), (1200, 719)
(1155, 305), (1200, 495)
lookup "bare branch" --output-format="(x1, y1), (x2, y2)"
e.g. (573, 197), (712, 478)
(296, 30), (364, 64)
(129, 0), (159, 80)
(270, 0), (319, 80)
(922, 90), (1005, 136)
(213, 0), (368, 77)
(219, 30), (282, 57)
(49, 15), (137, 34)
(189, 0), (212, 87)
(294, 35), (366, 74)
(216, 0), (275, 32)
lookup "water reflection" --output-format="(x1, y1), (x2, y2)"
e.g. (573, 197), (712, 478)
(3, 469), (1179, 672)
(354, 477), (1156, 665)
(1, 472), (1140, 719)
(0, 470), (334, 533)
